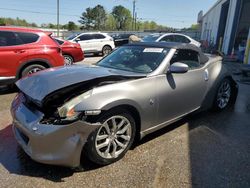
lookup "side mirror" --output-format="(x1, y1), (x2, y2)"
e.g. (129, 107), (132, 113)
(169, 62), (188, 73)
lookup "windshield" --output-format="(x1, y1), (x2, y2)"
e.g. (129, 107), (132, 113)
(67, 33), (79, 40)
(142, 34), (161, 42)
(97, 46), (169, 74)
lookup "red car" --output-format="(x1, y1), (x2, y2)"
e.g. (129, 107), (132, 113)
(54, 38), (84, 65)
(0, 26), (64, 86)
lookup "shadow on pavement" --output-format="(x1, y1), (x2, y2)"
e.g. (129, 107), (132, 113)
(0, 85), (17, 95)
(187, 84), (250, 187)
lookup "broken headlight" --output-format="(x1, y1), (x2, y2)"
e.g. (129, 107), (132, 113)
(57, 90), (93, 119)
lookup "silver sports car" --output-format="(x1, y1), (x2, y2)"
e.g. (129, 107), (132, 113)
(11, 42), (238, 167)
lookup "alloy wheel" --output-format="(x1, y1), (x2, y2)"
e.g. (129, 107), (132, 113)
(27, 67), (43, 75)
(102, 46), (112, 56)
(95, 115), (132, 159)
(64, 55), (73, 66)
(216, 80), (231, 109)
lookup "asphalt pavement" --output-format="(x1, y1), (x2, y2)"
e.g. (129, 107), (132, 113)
(0, 57), (249, 188)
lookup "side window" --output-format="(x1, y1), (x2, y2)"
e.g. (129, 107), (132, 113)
(79, 34), (93, 41)
(16, 32), (39, 44)
(0, 31), (22, 46)
(170, 49), (200, 69)
(174, 35), (191, 43)
(54, 38), (64, 45)
(94, 34), (105, 39)
(160, 35), (174, 42)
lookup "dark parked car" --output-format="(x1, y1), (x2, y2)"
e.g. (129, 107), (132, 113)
(111, 33), (134, 47)
(0, 26), (64, 86)
(11, 42), (238, 168)
(54, 38), (84, 65)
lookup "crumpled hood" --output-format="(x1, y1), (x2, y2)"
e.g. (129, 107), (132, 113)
(16, 64), (144, 104)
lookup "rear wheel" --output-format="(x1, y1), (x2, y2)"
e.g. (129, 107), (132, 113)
(63, 55), (74, 65)
(86, 108), (136, 165)
(21, 64), (46, 77)
(213, 78), (232, 111)
(102, 45), (112, 56)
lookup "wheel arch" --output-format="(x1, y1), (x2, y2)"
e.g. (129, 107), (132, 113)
(201, 75), (238, 110)
(17, 59), (52, 79)
(109, 104), (141, 142)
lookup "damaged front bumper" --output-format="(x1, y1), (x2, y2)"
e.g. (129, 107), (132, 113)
(11, 93), (101, 167)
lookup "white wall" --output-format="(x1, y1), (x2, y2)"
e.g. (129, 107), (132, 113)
(201, 0), (239, 54)
(222, 0), (237, 54)
(201, 0), (227, 45)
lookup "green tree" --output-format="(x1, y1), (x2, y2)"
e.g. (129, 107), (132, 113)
(112, 5), (132, 30)
(190, 24), (199, 30)
(0, 17), (38, 27)
(48, 23), (56, 29)
(149, 21), (157, 30)
(105, 14), (116, 30)
(67, 21), (78, 31)
(92, 5), (107, 30)
(0, 18), (5, 26)
(79, 5), (107, 30)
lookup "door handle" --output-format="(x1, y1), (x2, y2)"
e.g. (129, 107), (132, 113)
(204, 69), (209, 81)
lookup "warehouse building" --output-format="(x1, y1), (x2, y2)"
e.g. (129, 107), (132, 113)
(200, 0), (250, 59)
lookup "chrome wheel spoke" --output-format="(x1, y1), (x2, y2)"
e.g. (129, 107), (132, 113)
(115, 139), (126, 149)
(111, 141), (117, 158)
(96, 140), (109, 150)
(111, 118), (117, 131)
(103, 122), (111, 135)
(118, 135), (130, 141)
(96, 134), (109, 141)
(104, 143), (111, 157)
(117, 119), (125, 130)
(117, 123), (129, 134)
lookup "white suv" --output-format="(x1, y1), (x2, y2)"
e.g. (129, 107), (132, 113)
(67, 32), (115, 56)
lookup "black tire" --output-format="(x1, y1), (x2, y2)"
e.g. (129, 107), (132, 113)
(63, 55), (74, 65)
(21, 64), (46, 77)
(102, 45), (112, 56)
(212, 78), (233, 111)
(85, 108), (136, 165)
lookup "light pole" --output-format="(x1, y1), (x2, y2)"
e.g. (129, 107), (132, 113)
(132, 0), (136, 31)
(57, 0), (59, 37)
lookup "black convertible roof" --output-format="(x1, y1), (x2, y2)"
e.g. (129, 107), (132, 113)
(126, 42), (209, 64)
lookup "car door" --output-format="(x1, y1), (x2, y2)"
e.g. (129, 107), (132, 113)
(0, 31), (28, 77)
(91, 34), (106, 52)
(156, 49), (208, 125)
(77, 34), (94, 52)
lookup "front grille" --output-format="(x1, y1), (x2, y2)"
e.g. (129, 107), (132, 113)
(16, 127), (29, 145)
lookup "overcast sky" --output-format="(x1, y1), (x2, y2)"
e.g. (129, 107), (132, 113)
(0, 0), (217, 28)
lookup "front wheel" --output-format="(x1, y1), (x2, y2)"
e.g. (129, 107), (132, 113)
(213, 78), (232, 111)
(86, 109), (136, 165)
